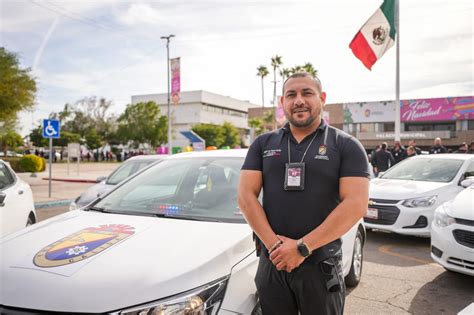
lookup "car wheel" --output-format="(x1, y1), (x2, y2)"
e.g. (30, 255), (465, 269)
(345, 228), (364, 287)
(26, 215), (34, 227)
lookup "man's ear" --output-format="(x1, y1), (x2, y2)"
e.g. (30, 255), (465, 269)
(320, 92), (327, 106)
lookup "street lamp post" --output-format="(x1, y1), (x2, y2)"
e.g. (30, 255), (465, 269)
(160, 34), (175, 155)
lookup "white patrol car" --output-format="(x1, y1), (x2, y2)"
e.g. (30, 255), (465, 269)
(0, 149), (365, 314)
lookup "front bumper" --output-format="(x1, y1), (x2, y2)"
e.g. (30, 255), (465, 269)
(431, 222), (474, 276)
(364, 199), (433, 236)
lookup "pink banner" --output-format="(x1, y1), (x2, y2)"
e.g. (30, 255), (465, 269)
(170, 57), (180, 104)
(401, 96), (474, 122)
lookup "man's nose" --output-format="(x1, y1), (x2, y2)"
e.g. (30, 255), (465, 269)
(294, 93), (305, 105)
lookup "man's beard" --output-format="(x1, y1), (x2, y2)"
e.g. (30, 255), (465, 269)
(284, 109), (318, 128)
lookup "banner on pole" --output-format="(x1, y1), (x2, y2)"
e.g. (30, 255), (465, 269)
(171, 57), (180, 104)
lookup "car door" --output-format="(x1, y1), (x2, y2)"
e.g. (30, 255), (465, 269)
(0, 163), (30, 237)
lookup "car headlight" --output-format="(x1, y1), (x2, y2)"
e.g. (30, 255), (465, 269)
(402, 195), (437, 208)
(433, 201), (455, 228)
(118, 276), (228, 315)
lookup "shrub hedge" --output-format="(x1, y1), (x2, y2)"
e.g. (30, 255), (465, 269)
(19, 155), (43, 173)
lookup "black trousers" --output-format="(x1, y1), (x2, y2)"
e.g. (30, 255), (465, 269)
(255, 254), (345, 315)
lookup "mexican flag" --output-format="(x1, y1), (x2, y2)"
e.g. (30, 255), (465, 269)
(349, 0), (396, 70)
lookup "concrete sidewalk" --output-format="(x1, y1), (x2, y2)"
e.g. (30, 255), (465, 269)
(17, 162), (119, 208)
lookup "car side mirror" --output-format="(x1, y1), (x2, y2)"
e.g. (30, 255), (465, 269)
(0, 192), (6, 207)
(460, 176), (474, 188)
(96, 176), (107, 183)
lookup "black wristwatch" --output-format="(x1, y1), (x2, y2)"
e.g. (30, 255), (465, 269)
(297, 239), (311, 258)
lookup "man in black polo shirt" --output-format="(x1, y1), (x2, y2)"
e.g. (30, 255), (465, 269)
(238, 72), (369, 315)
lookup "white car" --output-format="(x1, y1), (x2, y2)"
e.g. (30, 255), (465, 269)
(366, 154), (474, 236)
(70, 155), (166, 210)
(0, 160), (36, 238)
(0, 150), (365, 314)
(431, 176), (474, 276)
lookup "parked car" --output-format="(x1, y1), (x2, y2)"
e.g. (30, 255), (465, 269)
(0, 160), (36, 238)
(431, 176), (474, 276)
(69, 154), (167, 210)
(0, 149), (365, 314)
(366, 154), (474, 236)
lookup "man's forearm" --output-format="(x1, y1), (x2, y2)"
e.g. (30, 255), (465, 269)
(238, 195), (279, 250)
(303, 198), (367, 252)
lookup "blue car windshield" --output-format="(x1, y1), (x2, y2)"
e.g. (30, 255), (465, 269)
(95, 157), (245, 223)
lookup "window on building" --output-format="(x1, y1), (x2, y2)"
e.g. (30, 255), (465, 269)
(468, 120), (474, 130)
(383, 123), (395, 132)
(359, 123), (375, 132)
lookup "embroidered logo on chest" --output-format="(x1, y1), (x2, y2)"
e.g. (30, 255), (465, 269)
(263, 149), (282, 158)
(314, 145), (329, 160)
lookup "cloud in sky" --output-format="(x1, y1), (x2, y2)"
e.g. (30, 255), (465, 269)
(1, 0), (472, 136)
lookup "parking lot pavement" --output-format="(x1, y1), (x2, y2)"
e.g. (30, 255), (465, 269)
(346, 231), (474, 314)
(17, 162), (119, 207)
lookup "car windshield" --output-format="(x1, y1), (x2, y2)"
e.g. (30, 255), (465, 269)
(94, 157), (244, 223)
(106, 159), (158, 185)
(380, 158), (464, 183)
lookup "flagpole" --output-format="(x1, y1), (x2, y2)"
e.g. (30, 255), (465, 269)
(395, 0), (401, 141)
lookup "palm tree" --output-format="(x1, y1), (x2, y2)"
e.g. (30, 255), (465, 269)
(270, 55), (283, 105)
(279, 67), (291, 82)
(256, 65), (269, 108)
(302, 62), (318, 77)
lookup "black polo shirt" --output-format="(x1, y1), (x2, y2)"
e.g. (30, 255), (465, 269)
(242, 120), (370, 262)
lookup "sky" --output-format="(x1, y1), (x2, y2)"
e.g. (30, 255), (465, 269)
(1, 0), (473, 136)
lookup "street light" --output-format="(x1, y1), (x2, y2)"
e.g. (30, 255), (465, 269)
(160, 34), (175, 155)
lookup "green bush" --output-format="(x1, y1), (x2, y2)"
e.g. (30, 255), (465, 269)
(39, 157), (46, 171)
(0, 157), (21, 172)
(19, 154), (43, 173)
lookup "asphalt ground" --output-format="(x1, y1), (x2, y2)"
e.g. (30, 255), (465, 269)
(34, 206), (474, 314)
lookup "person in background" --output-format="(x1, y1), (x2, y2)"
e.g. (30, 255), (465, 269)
(456, 142), (468, 153)
(408, 139), (422, 155)
(391, 140), (406, 164)
(429, 137), (447, 154)
(372, 142), (395, 176)
(468, 141), (474, 154)
(406, 146), (417, 158)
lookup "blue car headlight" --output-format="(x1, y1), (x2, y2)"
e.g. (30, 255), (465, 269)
(117, 276), (228, 315)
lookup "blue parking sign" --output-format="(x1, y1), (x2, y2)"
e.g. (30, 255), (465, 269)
(42, 119), (61, 139)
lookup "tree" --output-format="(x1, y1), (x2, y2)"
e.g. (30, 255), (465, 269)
(302, 62), (318, 77)
(0, 130), (23, 155)
(279, 67), (291, 83)
(28, 125), (47, 147)
(53, 131), (81, 147)
(221, 122), (240, 148)
(256, 65), (269, 108)
(85, 129), (102, 151)
(248, 117), (266, 137)
(0, 47), (37, 124)
(270, 55), (283, 105)
(117, 101), (168, 148)
(192, 123), (225, 148)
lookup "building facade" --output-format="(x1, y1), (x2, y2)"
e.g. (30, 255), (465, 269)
(131, 90), (259, 148)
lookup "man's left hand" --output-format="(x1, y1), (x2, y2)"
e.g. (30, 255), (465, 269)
(269, 235), (305, 272)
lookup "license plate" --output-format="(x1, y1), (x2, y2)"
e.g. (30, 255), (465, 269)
(365, 207), (378, 219)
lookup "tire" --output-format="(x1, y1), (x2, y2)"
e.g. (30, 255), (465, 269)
(345, 228), (364, 287)
(26, 214), (35, 227)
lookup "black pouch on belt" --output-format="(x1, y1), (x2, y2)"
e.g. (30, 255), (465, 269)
(320, 258), (342, 292)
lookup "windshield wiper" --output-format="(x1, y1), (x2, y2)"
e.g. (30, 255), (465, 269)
(87, 206), (109, 213)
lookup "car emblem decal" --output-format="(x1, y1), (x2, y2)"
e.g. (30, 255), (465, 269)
(33, 224), (135, 268)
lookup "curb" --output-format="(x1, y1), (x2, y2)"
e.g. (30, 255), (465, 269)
(41, 178), (98, 183)
(35, 199), (73, 209)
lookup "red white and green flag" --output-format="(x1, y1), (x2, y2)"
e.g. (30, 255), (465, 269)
(350, 0), (396, 70)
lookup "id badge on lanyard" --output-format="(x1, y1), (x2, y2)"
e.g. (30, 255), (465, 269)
(284, 128), (321, 192)
(284, 162), (305, 190)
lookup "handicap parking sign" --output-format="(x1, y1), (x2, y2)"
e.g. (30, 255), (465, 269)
(42, 119), (61, 139)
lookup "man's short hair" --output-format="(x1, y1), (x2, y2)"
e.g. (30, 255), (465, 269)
(282, 72), (322, 94)
(381, 142), (388, 150)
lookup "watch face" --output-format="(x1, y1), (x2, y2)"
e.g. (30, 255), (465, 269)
(297, 243), (310, 257)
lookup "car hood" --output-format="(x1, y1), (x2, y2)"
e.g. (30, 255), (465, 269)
(370, 178), (450, 200)
(76, 182), (114, 207)
(448, 186), (474, 220)
(0, 210), (254, 313)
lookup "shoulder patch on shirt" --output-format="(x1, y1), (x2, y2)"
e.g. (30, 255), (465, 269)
(263, 149), (281, 158)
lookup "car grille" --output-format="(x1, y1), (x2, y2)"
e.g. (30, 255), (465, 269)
(455, 218), (474, 227)
(369, 198), (399, 205)
(403, 216), (428, 229)
(364, 205), (400, 225)
(452, 229), (474, 248)
(447, 257), (474, 271)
